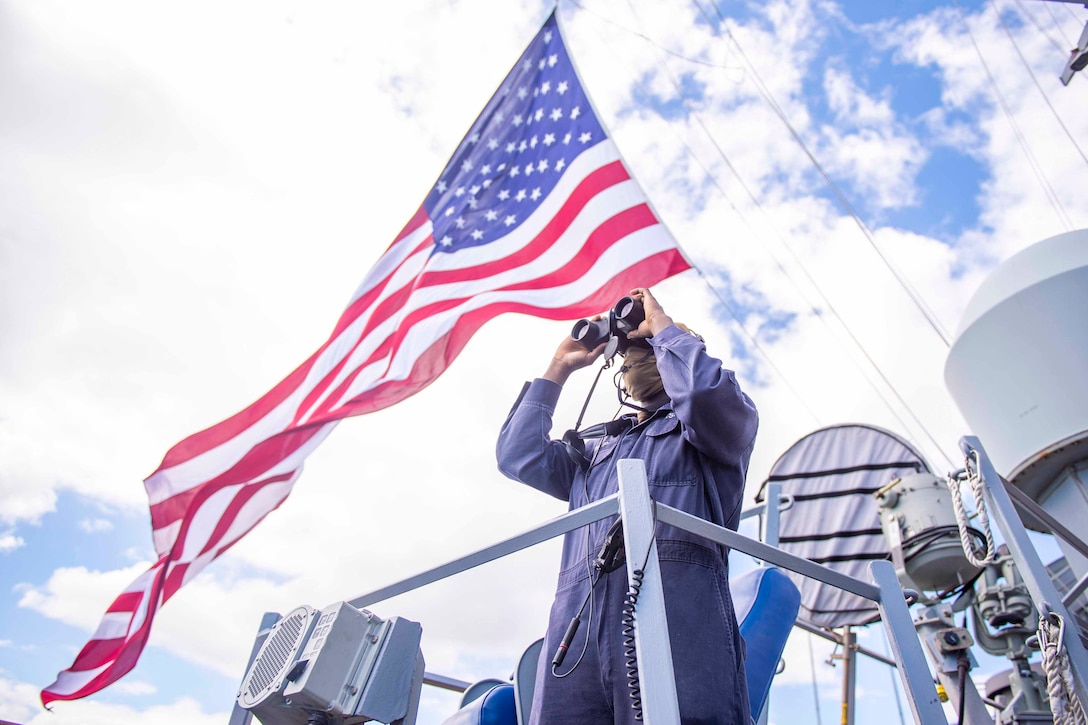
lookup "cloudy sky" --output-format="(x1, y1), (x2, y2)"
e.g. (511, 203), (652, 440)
(1, 0), (1086, 723)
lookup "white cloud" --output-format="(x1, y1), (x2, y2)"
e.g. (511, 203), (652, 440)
(774, 628), (839, 686)
(819, 67), (927, 208)
(0, 675), (43, 725)
(18, 562), (151, 632)
(35, 692), (225, 718)
(78, 518), (114, 534)
(823, 67), (895, 127)
(0, 426), (59, 525)
(0, 677), (227, 725)
(887, 1), (1085, 249)
(0, 533), (26, 553)
(113, 680), (158, 696)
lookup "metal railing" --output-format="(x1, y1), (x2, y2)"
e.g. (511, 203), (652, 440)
(230, 459), (950, 724)
(374, 460), (942, 724)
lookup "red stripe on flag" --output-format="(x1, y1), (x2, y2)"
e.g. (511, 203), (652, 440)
(106, 592), (143, 614)
(150, 426), (324, 531)
(162, 475), (295, 601)
(196, 472), (297, 558)
(297, 165), (649, 422)
(319, 247), (690, 422)
(417, 161), (630, 286)
(42, 558), (167, 706)
(501, 205), (660, 292)
(154, 355), (321, 472)
(152, 217), (432, 475)
(329, 232), (434, 339)
(65, 637), (126, 673)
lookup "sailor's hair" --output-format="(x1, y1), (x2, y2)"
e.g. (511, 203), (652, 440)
(674, 322), (704, 342)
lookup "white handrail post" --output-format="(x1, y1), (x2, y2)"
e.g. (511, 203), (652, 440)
(763, 481), (782, 550)
(617, 458), (681, 725)
(870, 561), (949, 725)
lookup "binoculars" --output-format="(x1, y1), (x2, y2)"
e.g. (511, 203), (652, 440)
(571, 296), (651, 357)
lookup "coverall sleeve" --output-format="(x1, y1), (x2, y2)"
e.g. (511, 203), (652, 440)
(649, 324), (759, 466)
(495, 378), (579, 501)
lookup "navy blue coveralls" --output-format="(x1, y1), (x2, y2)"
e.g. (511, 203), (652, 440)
(496, 324), (759, 725)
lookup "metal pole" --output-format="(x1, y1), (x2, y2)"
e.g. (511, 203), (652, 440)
(1064, 570), (1088, 609)
(870, 560), (950, 725)
(755, 483), (783, 725)
(794, 619), (898, 667)
(228, 612), (281, 725)
(740, 501), (767, 521)
(839, 626), (856, 725)
(422, 673), (471, 692)
(654, 505), (882, 602)
(617, 458), (681, 725)
(961, 436), (1088, 706)
(1003, 479), (1088, 562)
(763, 481), (782, 550)
(913, 604), (991, 725)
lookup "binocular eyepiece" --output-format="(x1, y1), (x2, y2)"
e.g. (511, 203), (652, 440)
(571, 296), (650, 358)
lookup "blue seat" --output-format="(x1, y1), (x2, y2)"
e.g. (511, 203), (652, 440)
(731, 566), (801, 721)
(442, 682), (517, 725)
(442, 567), (799, 724)
(513, 638), (544, 725)
(459, 678), (510, 709)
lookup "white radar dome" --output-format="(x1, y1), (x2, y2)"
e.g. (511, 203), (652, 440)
(945, 229), (1088, 501)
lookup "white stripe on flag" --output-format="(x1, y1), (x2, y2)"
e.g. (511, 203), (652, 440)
(44, 662), (112, 698)
(172, 425), (334, 563)
(91, 611), (137, 641)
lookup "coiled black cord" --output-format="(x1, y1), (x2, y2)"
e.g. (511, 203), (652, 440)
(621, 567), (646, 720)
(621, 500), (659, 721)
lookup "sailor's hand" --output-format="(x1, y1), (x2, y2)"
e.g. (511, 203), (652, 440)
(543, 318), (606, 384)
(627, 288), (674, 339)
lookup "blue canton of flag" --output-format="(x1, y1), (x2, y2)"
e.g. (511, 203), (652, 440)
(425, 14), (605, 253)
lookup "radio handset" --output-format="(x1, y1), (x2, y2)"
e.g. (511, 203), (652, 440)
(552, 518), (627, 671)
(594, 517), (626, 574)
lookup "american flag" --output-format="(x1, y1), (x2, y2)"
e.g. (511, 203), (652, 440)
(42, 11), (689, 705)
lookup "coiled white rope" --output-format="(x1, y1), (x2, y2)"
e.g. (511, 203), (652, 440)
(946, 450), (997, 568)
(1038, 612), (1088, 725)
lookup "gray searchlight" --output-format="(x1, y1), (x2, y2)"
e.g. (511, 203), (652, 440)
(236, 601), (424, 725)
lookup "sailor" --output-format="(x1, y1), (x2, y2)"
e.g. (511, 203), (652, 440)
(496, 287), (759, 725)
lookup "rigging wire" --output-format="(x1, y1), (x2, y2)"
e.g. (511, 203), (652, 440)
(1064, 2), (1086, 25)
(691, 0), (956, 466)
(1013, 0), (1080, 58)
(562, 0), (745, 72)
(952, 0), (1076, 232)
(598, 0), (957, 468)
(686, 6), (955, 469)
(568, 0), (823, 428)
(692, 267), (824, 427)
(1045, 0), (1079, 47)
(569, 0), (959, 468)
(994, 0), (1088, 168)
(695, 0), (956, 350)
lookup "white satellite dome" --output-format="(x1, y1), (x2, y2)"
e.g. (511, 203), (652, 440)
(945, 229), (1088, 501)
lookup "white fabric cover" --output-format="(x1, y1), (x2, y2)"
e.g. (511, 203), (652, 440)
(758, 424), (931, 627)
